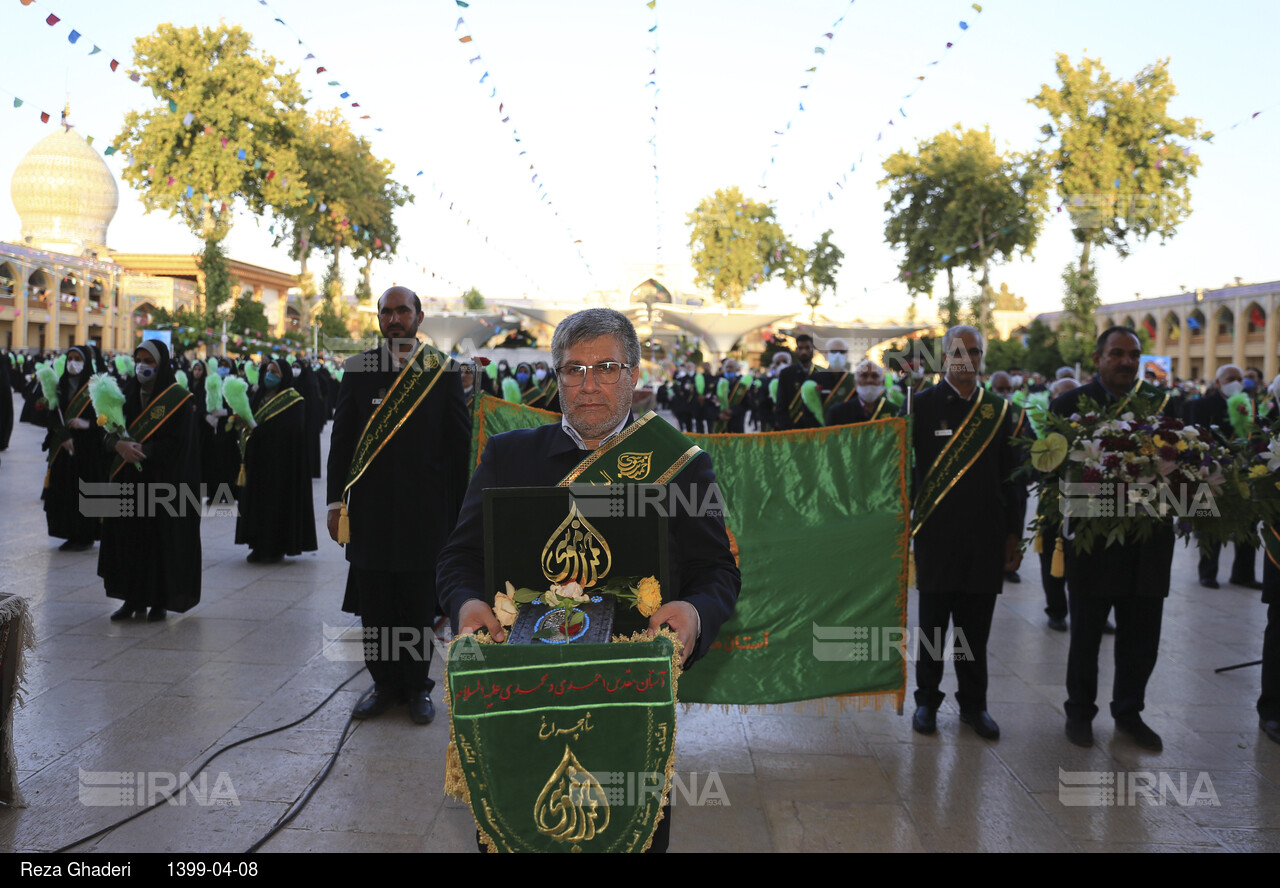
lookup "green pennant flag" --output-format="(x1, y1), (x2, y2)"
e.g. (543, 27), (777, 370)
(470, 397), (909, 707)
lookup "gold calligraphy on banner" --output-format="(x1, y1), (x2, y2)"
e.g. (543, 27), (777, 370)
(541, 500), (611, 588)
(616, 451), (652, 480)
(534, 745), (610, 845)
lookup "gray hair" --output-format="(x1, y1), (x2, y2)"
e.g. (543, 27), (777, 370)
(1055, 366), (1075, 380)
(854, 358), (883, 378)
(551, 308), (641, 370)
(941, 324), (986, 370)
(1050, 378), (1080, 398)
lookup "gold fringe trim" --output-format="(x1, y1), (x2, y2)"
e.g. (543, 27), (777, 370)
(236, 462), (246, 488)
(1033, 532), (1044, 554)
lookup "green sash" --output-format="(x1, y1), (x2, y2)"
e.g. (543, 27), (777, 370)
(342, 342), (448, 496)
(538, 378), (559, 410)
(47, 383), (91, 472)
(911, 388), (1009, 537)
(1012, 405), (1028, 437)
(822, 372), (857, 412)
(521, 380), (545, 407)
(1116, 379), (1171, 416)
(1265, 526), (1280, 571)
(237, 388), (305, 476)
(786, 370), (816, 425)
(107, 384), (194, 479)
(712, 378), (748, 433)
(558, 412), (702, 486)
(866, 396), (889, 422)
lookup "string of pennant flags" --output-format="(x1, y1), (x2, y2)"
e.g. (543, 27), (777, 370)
(807, 4), (985, 219)
(10, 0), (545, 297)
(248, 0), (380, 131)
(453, 1), (596, 282)
(646, 0), (661, 263)
(758, 0), (856, 193)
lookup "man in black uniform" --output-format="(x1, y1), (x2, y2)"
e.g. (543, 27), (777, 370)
(326, 286), (470, 725)
(1050, 326), (1174, 751)
(907, 325), (1022, 741)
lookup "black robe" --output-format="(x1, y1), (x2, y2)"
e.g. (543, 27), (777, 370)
(42, 360), (106, 543)
(294, 364), (327, 480)
(98, 358), (202, 612)
(0, 353), (13, 450)
(234, 377), (318, 558)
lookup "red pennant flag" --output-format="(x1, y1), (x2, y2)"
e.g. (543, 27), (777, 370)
(20, 0), (35, 5)
(110, 59), (119, 71)
(351, 102), (360, 108)
(40, 111), (50, 123)
(374, 237), (382, 248)
(316, 66), (326, 74)
(46, 13), (60, 25)
(459, 35), (472, 43)
(266, 170), (276, 180)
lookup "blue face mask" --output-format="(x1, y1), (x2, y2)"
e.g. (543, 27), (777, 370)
(216, 366), (230, 378)
(516, 371), (531, 385)
(264, 372), (281, 389)
(724, 372), (738, 381)
(136, 364), (156, 382)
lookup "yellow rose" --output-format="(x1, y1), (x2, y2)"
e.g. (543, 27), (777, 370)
(96, 413), (108, 427)
(636, 576), (662, 618)
(1249, 464), (1270, 480)
(493, 591), (519, 629)
(1175, 439), (1188, 452)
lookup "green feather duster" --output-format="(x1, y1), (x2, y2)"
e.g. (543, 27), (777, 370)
(485, 360), (499, 380)
(53, 354), (66, 378)
(1227, 392), (1256, 439)
(222, 377), (255, 427)
(114, 354), (134, 377)
(694, 373), (706, 396)
(244, 362), (259, 386)
(284, 354), (295, 365)
(800, 379), (825, 425)
(174, 370), (188, 390)
(502, 377), (522, 403)
(36, 363), (60, 411)
(717, 378), (729, 402)
(89, 373), (127, 433)
(334, 367), (344, 383)
(768, 378), (779, 403)
(205, 371), (224, 413)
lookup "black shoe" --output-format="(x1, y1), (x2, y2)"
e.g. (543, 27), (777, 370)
(59, 539), (93, 552)
(1231, 578), (1263, 590)
(1261, 718), (1280, 745)
(1004, 570), (1021, 584)
(352, 685), (402, 719)
(147, 608), (167, 622)
(1116, 715), (1163, 751)
(959, 710), (1000, 740)
(911, 705), (937, 735)
(1102, 620), (1116, 635)
(110, 603), (139, 621)
(1199, 578), (1220, 589)
(1047, 616), (1068, 632)
(409, 692), (435, 725)
(1065, 718), (1094, 748)
(246, 550), (263, 563)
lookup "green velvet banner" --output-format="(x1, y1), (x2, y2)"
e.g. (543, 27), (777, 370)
(470, 399), (909, 708)
(447, 635), (677, 853)
(469, 392), (560, 472)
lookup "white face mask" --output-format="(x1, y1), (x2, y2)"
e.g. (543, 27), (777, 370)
(857, 384), (885, 403)
(1010, 374), (1024, 388)
(67, 361), (84, 376)
(1220, 380), (1244, 398)
(136, 364), (155, 382)
(534, 368), (547, 382)
(828, 353), (847, 372)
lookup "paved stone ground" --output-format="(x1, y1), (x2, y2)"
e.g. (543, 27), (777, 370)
(1, 394), (1277, 852)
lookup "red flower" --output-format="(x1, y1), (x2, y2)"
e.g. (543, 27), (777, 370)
(1082, 467), (1103, 483)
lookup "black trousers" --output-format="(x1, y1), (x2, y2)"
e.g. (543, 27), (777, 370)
(1199, 540), (1257, 584)
(1065, 591), (1163, 722)
(345, 566), (436, 696)
(1260, 558), (1280, 721)
(1039, 545), (1067, 620)
(914, 590), (996, 713)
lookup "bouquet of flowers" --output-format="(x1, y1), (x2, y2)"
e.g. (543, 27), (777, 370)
(492, 576), (663, 643)
(1027, 396), (1241, 554)
(1234, 428), (1280, 539)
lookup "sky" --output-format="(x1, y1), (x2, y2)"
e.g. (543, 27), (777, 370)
(0, 0), (1275, 326)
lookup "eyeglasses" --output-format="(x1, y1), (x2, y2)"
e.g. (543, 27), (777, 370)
(557, 361), (633, 387)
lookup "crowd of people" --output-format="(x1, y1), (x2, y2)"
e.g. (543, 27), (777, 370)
(3, 309), (1276, 767)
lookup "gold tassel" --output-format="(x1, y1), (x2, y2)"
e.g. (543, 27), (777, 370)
(1051, 536), (1065, 578)
(43, 465), (50, 489)
(236, 463), (246, 487)
(908, 550), (917, 588)
(1033, 532), (1043, 554)
(337, 501), (350, 545)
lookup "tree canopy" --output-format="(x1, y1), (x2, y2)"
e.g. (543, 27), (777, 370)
(1030, 54), (1208, 286)
(113, 24), (307, 245)
(801, 229), (844, 321)
(687, 187), (800, 308)
(881, 126), (1047, 332)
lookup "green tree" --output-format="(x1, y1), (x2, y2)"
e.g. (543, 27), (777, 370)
(462, 287), (486, 311)
(1024, 319), (1067, 377)
(800, 229), (844, 322)
(881, 126), (1047, 334)
(983, 337), (1029, 373)
(113, 24), (307, 249)
(228, 290), (271, 339)
(197, 238), (234, 320)
(687, 187), (800, 308)
(1030, 54), (1209, 299)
